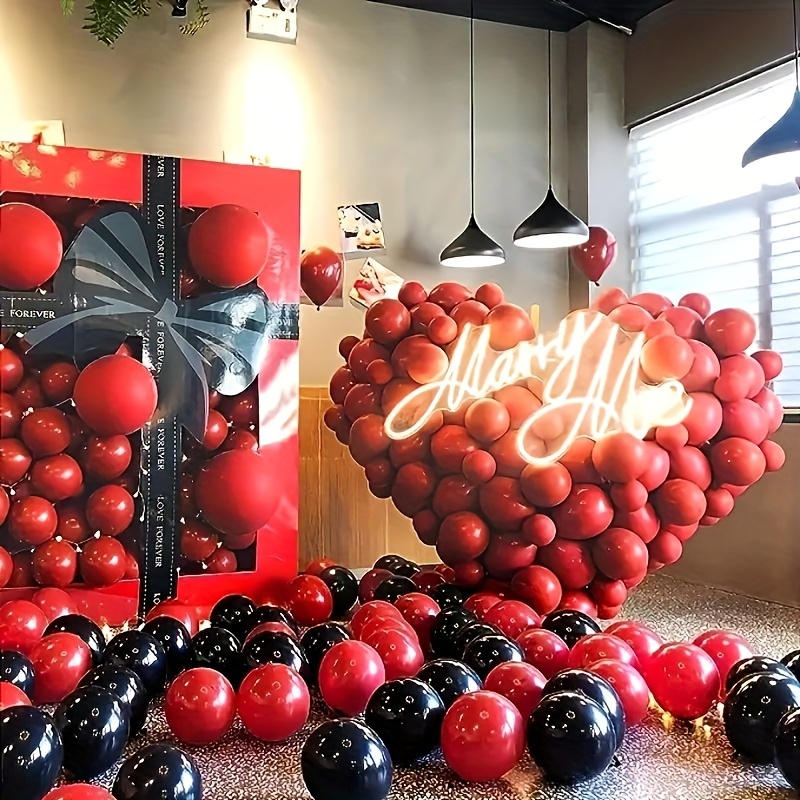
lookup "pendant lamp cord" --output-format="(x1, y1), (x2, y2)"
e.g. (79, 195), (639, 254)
(469, 0), (476, 217)
(547, 29), (553, 186)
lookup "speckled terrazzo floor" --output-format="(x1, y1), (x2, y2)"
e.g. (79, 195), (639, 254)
(92, 575), (800, 800)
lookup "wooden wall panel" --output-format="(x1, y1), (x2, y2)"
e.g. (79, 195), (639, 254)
(299, 387), (437, 569)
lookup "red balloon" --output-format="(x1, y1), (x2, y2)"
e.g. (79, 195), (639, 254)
(398, 281), (428, 308)
(608, 303), (654, 333)
(761, 439), (786, 472)
(521, 514), (557, 547)
(753, 387), (784, 434)
(0, 348), (24, 392)
(463, 592), (503, 619)
(475, 282), (505, 309)
(8, 551), (34, 588)
(640, 334), (694, 381)
(40, 362), (79, 404)
(30, 454), (83, 501)
(683, 392), (723, 446)
(427, 282), (473, 313)
(558, 589), (598, 617)
(714, 354), (765, 402)
(569, 226), (617, 283)
(189, 204), (271, 288)
(668, 446), (712, 490)
(606, 620), (663, 667)
(318, 640), (385, 715)
(588, 659), (650, 726)
(658, 306), (704, 339)
(451, 300), (490, 332)
(180, 520), (220, 561)
(610, 480), (648, 512)
(516, 628), (570, 678)
(368, 628), (424, 680)
(589, 576), (628, 608)
(682, 341), (721, 394)
(704, 308), (756, 357)
(286, 574), (334, 626)
(221, 428), (259, 452)
(349, 414), (390, 467)
(464, 399), (510, 444)
(199, 409), (228, 450)
(196, 449), (278, 535)
(73, 355), (158, 436)
(484, 661), (546, 719)
(428, 314), (459, 345)
(0, 545), (11, 587)
(145, 601), (198, 637)
(461, 450), (497, 486)
(678, 292), (711, 318)
(591, 286), (628, 314)
(478, 477), (534, 531)
(32, 539), (77, 587)
(696, 631), (754, 697)
(86, 484), (135, 536)
(591, 432), (648, 483)
(433, 511), (488, 565)
(43, 786), (114, 800)
(441, 691), (526, 782)
(300, 246), (343, 308)
(365, 298), (412, 345)
(0, 680), (32, 710)
(510, 565), (562, 615)
(483, 600), (541, 639)
(0, 203), (63, 290)
(536, 539), (597, 589)
(206, 546), (237, 573)
(56, 501), (91, 543)
(391, 335), (449, 384)
(357, 569), (394, 604)
(79, 536), (127, 587)
(629, 292), (674, 317)
(14, 376), (46, 411)
(653, 478), (707, 526)
(645, 642), (720, 720)
(485, 304), (535, 351)
(551, 484), (614, 540)
(237, 663), (310, 741)
(709, 437), (766, 486)
(752, 349), (783, 381)
(80, 435), (133, 481)
(9, 496), (58, 544)
(719, 399), (769, 444)
(0, 391), (21, 437)
(0, 599), (48, 655)
(218, 387), (258, 429)
(20, 408), (71, 457)
(350, 600), (403, 638)
(30, 631), (92, 704)
(394, 592), (440, 651)
(520, 461), (572, 507)
(481, 533), (536, 580)
(638, 442), (670, 491)
(165, 667), (236, 743)
(568, 632), (640, 670)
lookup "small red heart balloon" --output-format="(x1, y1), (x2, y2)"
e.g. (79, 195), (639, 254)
(300, 246), (343, 309)
(569, 226), (617, 284)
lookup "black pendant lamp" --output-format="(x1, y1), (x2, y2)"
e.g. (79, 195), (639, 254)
(513, 31), (589, 249)
(742, 0), (800, 180)
(439, 1), (505, 268)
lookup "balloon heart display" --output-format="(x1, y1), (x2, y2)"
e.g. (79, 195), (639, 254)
(325, 281), (786, 619)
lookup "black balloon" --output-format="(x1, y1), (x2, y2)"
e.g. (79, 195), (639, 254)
(365, 678), (445, 765)
(723, 672), (800, 763)
(301, 718), (393, 800)
(542, 668), (625, 749)
(393, 560), (421, 579)
(528, 691), (616, 784)
(540, 610), (601, 648)
(248, 604), (300, 636)
(319, 566), (359, 618)
(187, 626), (246, 689)
(141, 616), (192, 679)
(782, 650), (800, 684)
(429, 583), (465, 611)
(0, 649), (35, 698)
(453, 622), (500, 658)
(417, 659), (482, 709)
(429, 609), (476, 659)
(45, 614), (106, 666)
(725, 655), (797, 696)
(373, 575), (417, 604)
(463, 633), (524, 681)
(774, 707), (800, 791)
(103, 631), (168, 697)
(55, 686), (129, 780)
(80, 664), (149, 736)
(242, 630), (309, 679)
(301, 623), (351, 685)
(374, 554), (408, 574)
(209, 594), (257, 641)
(113, 742), (202, 800)
(0, 705), (63, 800)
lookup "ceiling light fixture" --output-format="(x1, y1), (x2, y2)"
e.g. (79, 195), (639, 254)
(513, 30), (589, 250)
(742, 0), (800, 181)
(439, 0), (505, 268)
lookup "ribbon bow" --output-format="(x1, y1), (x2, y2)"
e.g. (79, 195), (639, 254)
(24, 204), (277, 441)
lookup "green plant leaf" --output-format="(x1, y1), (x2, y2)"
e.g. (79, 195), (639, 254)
(83, 0), (136, 46)
(61, 0), (75, 14)
(180, 0), (210, 35)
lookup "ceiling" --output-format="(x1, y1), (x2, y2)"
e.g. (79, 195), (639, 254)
(367, 0), (676, 33)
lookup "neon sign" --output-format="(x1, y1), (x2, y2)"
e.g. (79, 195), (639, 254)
(384, 310), (692, 465)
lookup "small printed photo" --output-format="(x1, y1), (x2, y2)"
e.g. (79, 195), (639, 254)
(337, 202), (385, 258)
(349, 258), (403, 309)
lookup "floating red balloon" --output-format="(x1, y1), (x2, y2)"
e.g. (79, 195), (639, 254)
(569, 226), (617, 284)
(300, 246), (343, 308)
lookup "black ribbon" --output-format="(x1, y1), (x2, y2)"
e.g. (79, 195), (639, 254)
(1, 155), (299, 615)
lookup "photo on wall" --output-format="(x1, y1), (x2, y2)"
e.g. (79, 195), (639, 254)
(337, 202), (386, 259)
(349, 258), (403, 309)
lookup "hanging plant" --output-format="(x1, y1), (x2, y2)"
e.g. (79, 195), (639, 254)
(60, 0), (213, 46)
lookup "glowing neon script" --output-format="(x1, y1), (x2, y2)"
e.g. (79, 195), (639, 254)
(384, 310), (692, 465)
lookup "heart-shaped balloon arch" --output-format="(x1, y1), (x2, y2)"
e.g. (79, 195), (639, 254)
(324, 281), (786, 619)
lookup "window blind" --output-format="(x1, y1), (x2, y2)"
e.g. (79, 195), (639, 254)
(630, 65), (800, 409)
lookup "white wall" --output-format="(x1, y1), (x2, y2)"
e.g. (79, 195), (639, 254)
(0, 0), (576, 386)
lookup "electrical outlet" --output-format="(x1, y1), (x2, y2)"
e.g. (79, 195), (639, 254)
(246, 0), (297, 44)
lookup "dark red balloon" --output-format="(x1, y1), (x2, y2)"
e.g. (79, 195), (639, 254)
(9, 496), (58, 544)
(286, 574), (334, 626)
(30, 631), (92, 703)
(85, 485), (135, 536)
(483, 600), (541, 639)
(180, 521), (220, 561)
(301, 246), (343, 308)
(32, 587), (78, 622)
(30, 454), (83, 502)
(40, 362), (79, 404)
(318, 640), (385, 715)
(0, 391), (21, 437)
(81, 435), (132, 480)
(237, 662), (310, 741)
(645, 642), (720, 719)
(32, 539), (77, 587)
(569, 226), (617, 283)
(165, 667), (236, 743)
(79, 536), (127, 587)
(484, 661), (546, 719)
(20, 407), (71, 457)
(0, 599), (48, 655)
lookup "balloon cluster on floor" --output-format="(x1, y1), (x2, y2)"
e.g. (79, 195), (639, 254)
(2, 556), (799, 800)
(325, 281), (786, 620)
(0, 198), (281, 588)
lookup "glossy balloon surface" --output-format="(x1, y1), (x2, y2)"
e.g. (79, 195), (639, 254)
(248, 605), (300, 635)
(165, 668), (236, 744)
(237, 663), (310, 742)
(528, 691), (616, 784)
(318, 640), (386, 716)
(31, 632), (93, 704)
(243, 630), (309, 679)
(318, 566), (359, 618)
(45, 614), (105, 666)
(540, 609), (601, 648)
(417, 658), (482, 709)
(79, 664), (149, 736)
(462, 633), (524, 681)
(102, 631), (168, 697)
(209, 594), (256, 641)
(300, 623), (350, 686)
(782, 650), (800, 683)
(0, 705), (63, 800)
(112, 743), (202, 800)
(187, 627), (246, 689)
(0, 649), (35, 697)
(365, 678), (446, 764)
(774, 707), (800, 791)
(141, 616), (192, 680)
(724, 655), (796, 695)
(645, 642), (720, 720)
(0, 679), (31, 710)
(429, 609), (476, 659)
(301, 718), (393, 800)
(373, 575), (417, 604)
(429, 584), (466, 611)
(55, 685), (129, 779)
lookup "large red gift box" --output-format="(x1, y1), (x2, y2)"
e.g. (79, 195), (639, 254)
(0, 142), (300, 624)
